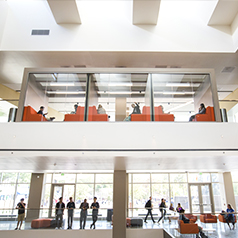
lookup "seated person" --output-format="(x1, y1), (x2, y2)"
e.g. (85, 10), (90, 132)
(179, 210), (208, 238)
(97, 104), (106, 114)
(124, 102), (141, 121)
(71, 103), (78, 114)
(168, 203), (175, 223)
(37, 106), (55, 121)
(189, 103), (206, 121)
(176, 203), (185, 213)
(223, 204), (236, 230)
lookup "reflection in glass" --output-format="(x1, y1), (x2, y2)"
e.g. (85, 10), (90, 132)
(15, 184), (30, 207)
(0, 184), (15, 213)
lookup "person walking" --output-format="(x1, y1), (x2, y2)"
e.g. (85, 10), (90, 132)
(144, 196), (155, 223)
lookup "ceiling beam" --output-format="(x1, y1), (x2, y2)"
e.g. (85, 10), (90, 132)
(47, 0), (81, 24)
(133, 0), (161, 25)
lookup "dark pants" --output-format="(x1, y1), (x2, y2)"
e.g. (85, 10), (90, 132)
(68, 211), (73, 228)
(226, 215), (235, 228)
(80, 211), (87, 229)
(144, 209), (155, 222)
(56, 214), (63, 228)
(189, 115), (195, 121)
(91, 212), (98, 228)
(158, 208), (166, 222)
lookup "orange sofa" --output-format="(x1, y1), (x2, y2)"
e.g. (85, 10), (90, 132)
(64, 106), (84, 121)
(131, 106), (150, 121)
(178, 220), (199, 234)
(218, 214), (237, 223)
(200, 214), (217, 224)
(195, 106), (215, 121)
(22, 106), (47, 121)
(154, 106), (174, 121)
(88, 106), (108, 121)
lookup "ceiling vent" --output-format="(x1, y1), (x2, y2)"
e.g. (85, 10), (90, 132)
(74, 65), (86, 68)
(221, 67), (235, 73)
(115, 66), (127, 68)
(170, 66), (181, 68)
(31, 30), (50, 36)
(60, 65), (71, 68)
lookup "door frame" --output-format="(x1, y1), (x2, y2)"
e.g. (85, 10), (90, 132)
(188, 183), (215, 214)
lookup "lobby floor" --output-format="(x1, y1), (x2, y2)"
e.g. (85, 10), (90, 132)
(0, 218), (238, 238)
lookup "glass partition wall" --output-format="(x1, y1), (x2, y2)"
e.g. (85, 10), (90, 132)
(17, 69), (219, 122)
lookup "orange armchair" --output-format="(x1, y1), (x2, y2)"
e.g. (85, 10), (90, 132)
(185, 214), (197, 223)
(195, 106), (215, 121)
(154, 106), (174, 121)
(88, 106), (108, 121)
(218, 214), (237, 223)
(131, 106), (151, 121)
(178, 220), (199, 234)
(64, 106), (84, 121)
(22, 106), (47, 121)
(200, 214), (217, 223)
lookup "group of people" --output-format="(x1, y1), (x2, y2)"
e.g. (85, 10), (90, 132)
(14, 196), (100, 230)
(55, 196), (100, 229)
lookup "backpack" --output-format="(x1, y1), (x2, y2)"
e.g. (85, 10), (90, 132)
(145, 200), (150, 208)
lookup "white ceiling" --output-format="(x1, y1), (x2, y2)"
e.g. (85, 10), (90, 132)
(0, 51), (238, 99)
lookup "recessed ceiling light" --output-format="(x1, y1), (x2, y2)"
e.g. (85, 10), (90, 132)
(46, 91), (85, 94)
(50, 82), (75, 86)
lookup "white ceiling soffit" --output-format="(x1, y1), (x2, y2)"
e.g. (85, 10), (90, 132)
(47, 0), (81, 24)
(208, 0), (238, 35)
(133, 0), (161, 25)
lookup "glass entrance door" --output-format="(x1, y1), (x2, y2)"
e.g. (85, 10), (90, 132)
(50, 184), (75, 217)
(189, 184), (213, 214)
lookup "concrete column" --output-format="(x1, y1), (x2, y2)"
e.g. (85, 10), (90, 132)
(223, 172), (237, 211)
(113, 170), (127, 238)
(26, 173), (44, 221)
(115, 98), (127, 121)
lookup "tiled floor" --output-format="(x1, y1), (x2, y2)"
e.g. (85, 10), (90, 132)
(1, 218), (238, 238)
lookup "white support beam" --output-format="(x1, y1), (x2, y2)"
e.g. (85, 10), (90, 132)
(47, 0), (81, 24)
(133, 0), (161, 25)
(209, 0), (238, 26)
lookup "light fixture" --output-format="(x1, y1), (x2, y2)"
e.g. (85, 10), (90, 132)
(166, 83), (200, 87)
(50, 82), (75, 86)
(46, 91), (85, 94)
(154, 92), (195, 95)
(97, 91), (145, 94)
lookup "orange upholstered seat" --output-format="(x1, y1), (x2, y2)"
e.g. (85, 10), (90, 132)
(178, 220), (199, 234)
(195, 106), (215, 121)
(185, 214), (197, 223)
(22, 106), (47, 121)
(218, 214), (237, 223)
(88, 106), (108, 121)
(64, 106), (84, 121)
(131, 106), (150, 121)
(200, 214), (217, 223)
(31, 218), (52, 228)
(154, 106), (174, 121)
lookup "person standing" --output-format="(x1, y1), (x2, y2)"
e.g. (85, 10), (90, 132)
(158, 198), (167, 223)
(144, 196), (155, 223)
(80, 199), (89, 229)
(90, 197), (100, 229)
(55, 197), (65, 229)
(67, 197), (75, 229)
(15, 198), (26, 230)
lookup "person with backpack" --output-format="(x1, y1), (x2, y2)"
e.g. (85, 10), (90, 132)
(144, 196), (155, 223)
(158, 198), (167, 223)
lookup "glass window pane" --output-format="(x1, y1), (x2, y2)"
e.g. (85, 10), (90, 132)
(18, 173), (32, 183)
(133, 174), (150, 183)
(45, 174), (52, 183)
(15, 184), (30, 207)
(152, 184), (169, 208)
(95, 174), (113, 183)
(170, 174), (187, 183)
(75, 184), (94, 206)
(0, 184), (15, 209)
(77, 174), (94, 183)
(52, 174), (76, 183)
(41, 184), (51, 208)
(212, 183), (222, 212)
(95, 184), (113, 208)
(2, 172), (17, 183)
(211, 173), (219, 182)
(170, 184), (189, 212)
(133, 184), (150, 209)
(151, 174), (168, 183)
(0, 173), (2, 183)
(231, 172), (238, 182)
(188, 173), (211, 183)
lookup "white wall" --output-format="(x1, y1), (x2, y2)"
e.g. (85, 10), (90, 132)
(0, 0), (235, 52)
(0, 1), (8, 48)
